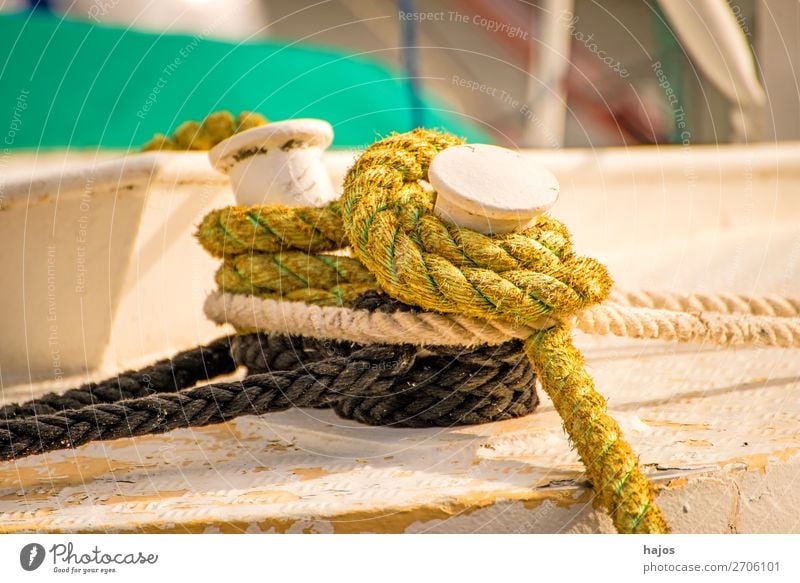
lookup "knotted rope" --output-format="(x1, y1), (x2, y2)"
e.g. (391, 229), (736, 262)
(337, 128), (666, 534)
(195, 129), (799, 531)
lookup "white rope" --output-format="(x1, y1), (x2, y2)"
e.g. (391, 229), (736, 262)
(608, 289), (800, 318)
(205, 292), (800, 349)
(576, 302), (800, 348)
(204, 292), (542, 346)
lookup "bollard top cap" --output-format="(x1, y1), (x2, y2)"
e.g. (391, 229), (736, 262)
(428, 144), (559, 234)
(209, 118), (334, 174)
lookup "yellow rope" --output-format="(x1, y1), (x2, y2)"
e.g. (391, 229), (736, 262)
(526, 325), (668, 533)
(193, 127), (669, 532)
(196, 202), (347, 257)
(141, 110), (268, 152)
(338, 128), (668, 533)
(216, 251), (376, 306)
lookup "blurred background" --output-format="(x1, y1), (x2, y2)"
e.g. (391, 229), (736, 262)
(0, 0), (796, 149)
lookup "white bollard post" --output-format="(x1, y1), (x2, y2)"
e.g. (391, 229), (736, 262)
(428, 144), (560, 234)
(209, 118), (337, 208)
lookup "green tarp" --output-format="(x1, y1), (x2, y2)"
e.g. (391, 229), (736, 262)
(0, 11), (487, 150)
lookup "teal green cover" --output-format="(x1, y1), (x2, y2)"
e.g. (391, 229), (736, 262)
(0, 12), (487, 149)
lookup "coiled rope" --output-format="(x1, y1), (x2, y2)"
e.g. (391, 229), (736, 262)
(197, 199), (800, 348)
(0, 300), (537, 459)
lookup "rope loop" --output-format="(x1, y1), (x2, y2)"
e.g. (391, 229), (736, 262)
(341, 128), (613, 328)
(341, 128), (668, 534)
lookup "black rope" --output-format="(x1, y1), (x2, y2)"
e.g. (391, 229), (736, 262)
(0, 293), (539, 460)
(0, 336), (238, 419)
(234, 333), (537, 428)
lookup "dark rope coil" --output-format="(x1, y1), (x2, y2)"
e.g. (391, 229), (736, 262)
(0, 295), (537, 461)
(233, 333), (537, 428)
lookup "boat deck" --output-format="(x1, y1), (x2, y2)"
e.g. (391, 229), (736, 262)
(1, 146), (799, 533)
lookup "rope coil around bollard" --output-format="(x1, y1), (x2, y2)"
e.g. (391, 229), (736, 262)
(338, 128), (668, 534)
(2, 127), (681, 534)
(0, 294), (537, 458)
